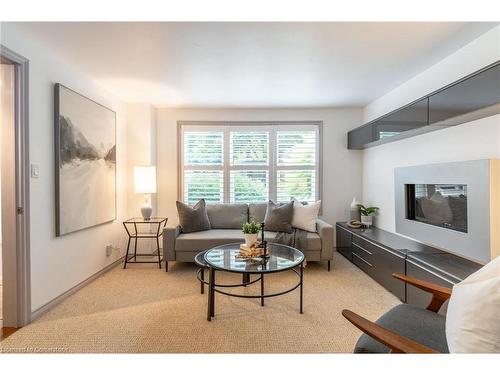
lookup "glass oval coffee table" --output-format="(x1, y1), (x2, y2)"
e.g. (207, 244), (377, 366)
(204, 243), (305, 321)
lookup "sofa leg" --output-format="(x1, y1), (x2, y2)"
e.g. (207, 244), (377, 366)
(328, 260), (331, 272)
(165, 260), (169, 272)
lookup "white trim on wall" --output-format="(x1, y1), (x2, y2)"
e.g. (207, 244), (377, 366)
(31, 256), (123, 321)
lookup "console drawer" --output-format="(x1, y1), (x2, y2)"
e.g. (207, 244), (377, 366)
(336, 225), (353, 261)
(351, 242), (373, 263)
(352, 234), (406, 301)
(352, 251), (375, 277)
(352, 235), (380, 257)
(372, 249), (406, 301)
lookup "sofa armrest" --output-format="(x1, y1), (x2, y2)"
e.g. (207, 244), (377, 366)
(163, 225), (181, 261)
(316, 219), (334, 260)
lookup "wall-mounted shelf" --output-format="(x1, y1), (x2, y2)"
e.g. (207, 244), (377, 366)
(348, 61), (500, 150)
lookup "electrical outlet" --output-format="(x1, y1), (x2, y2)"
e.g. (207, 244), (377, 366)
(106, 244), (113, 257)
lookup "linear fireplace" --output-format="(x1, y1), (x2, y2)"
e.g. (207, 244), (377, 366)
(395, 160), (500, 264)
(406, 183), (468, 233)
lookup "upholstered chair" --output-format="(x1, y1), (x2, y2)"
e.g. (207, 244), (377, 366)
(342, 273), (451, 353)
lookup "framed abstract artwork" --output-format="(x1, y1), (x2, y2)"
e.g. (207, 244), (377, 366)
(54, 83), (116, 236)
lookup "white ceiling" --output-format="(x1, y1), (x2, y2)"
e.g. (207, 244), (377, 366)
(10, 22), (499, 107)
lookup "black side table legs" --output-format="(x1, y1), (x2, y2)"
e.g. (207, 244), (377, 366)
(122, 217), (168, 269)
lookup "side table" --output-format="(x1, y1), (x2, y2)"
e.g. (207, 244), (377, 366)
(123, 217), (168, 269)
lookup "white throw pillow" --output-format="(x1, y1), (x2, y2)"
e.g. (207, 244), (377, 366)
(290, 198), (321, 232)
(445, 256), (500, 353)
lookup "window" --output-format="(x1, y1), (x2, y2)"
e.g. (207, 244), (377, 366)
(180, 122), (321, 204)
(182, 131), (224, 203)
(276, 130), (317, 203)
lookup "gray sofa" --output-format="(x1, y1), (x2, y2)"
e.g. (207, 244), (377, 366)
(163, 203), (334, 271)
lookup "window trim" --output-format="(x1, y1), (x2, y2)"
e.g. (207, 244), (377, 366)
(177, 121), (323, 205)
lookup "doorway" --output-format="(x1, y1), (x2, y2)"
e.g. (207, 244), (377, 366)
(0, 45), (30, 332)
(0, 63), (12, 329)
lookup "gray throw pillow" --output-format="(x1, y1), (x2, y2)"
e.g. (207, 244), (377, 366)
(264, 200), (294, 233)
(176, 199), (211, 233)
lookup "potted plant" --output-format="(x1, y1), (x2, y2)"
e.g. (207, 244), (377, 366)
(242, 221), (261, 246)
(356, 204), (379, 228)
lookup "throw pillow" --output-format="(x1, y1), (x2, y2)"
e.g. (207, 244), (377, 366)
(263, 200), (294, 233)
(291, 198), (321, 232)
(176, 199), (211, 233)
(445, 256), (500, 353)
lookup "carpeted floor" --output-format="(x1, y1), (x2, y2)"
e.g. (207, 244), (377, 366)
(0, 253), (399, 353)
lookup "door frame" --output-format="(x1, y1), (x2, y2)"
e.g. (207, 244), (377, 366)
(1, 44), (31, 327)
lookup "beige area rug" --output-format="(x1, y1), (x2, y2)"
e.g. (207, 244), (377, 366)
(0, 253), (399, 353)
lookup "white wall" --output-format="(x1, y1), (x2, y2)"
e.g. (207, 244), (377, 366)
(155, 108), (363, 228)
(1, 24), (128, 312)
(126, 104), (157, 219)
(362, 26), (500, 235)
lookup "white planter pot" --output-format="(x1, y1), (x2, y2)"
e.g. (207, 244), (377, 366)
(244, 233), (258, 246)
(361, 215), (373, 227)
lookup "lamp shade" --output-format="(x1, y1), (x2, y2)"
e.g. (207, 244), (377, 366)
(134, 166), (157, 194)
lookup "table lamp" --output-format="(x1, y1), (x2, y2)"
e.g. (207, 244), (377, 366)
(134, 166), (157, 220)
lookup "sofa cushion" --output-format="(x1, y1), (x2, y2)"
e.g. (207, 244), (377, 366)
(175, 229), (245, 251)
(264, 200), (294, 233)
(175, 229), (322, 252)
(249, 203), (267, 223)
(207, 203), (248, 229)
(354, 304), (449, 353)
(176, 199), (211, 233)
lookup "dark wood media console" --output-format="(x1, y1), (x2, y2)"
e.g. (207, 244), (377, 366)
(336, 222), (482, 313)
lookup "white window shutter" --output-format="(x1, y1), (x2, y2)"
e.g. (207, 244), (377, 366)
(181, 125), (319, 204)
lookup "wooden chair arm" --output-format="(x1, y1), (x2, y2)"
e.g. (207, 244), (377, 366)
(392, 273), (452, 312)
(342, 309), (439, 354)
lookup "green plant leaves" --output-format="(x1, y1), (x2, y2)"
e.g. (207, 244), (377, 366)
(242, 221), (261, 234)
(356, 204), (379, 216)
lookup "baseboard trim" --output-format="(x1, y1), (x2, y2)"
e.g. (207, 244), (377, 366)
(31, 257), (124, 321)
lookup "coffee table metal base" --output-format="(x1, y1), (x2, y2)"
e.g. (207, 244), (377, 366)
(195, 251), (259, 294)
(206, 262), (303, 321)
(197, 268), (259, 294)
